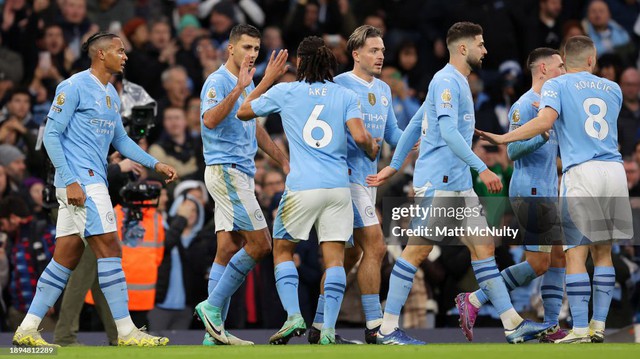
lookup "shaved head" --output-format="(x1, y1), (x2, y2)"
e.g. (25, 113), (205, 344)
(564, 35), (596, 69)
(82, 32), (119, 59)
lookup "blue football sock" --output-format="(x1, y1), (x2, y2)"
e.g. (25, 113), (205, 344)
(541, 266), (565, 325)
(472, 257), (513, 314)
(27, 259), (71, 318)
(473, 261), (537, 306)
(384, 258), (417, 316)
(361, 294), (382, 323)
(592, 266), (615, 322)
(566, 272), (590, 328)
(313, 294), (325, 325)
(207, 263), (231, 321)
(323, 266), (346, 330)
(274, 261), (300, 317)
(97, 258), (129, 320)
(208, 248), (256, 308)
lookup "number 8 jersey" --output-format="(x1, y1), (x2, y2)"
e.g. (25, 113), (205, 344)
(250, 81), (362, 191)
(540, 71), (623, 172)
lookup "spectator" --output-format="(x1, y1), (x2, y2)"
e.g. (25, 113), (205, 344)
(87, 0), (135, 31)
(0, 145), (26, 195)
(57, 0), (98, 62)
(200, 0), (265, 30)
(0, 196), (56, 331)
(0, 165), (10, 200)
(194, 35), (222, 79)
(30, 25), (71, 98)
(122, 17), (147, 50)
(394, 40), (427, 100)
(23, 177), (47, 222)
(1, 0), (41, 77)
(125, 19), (176, 101)
(0, 88), (35, 132)
(172, 0), (199, 31)
(380, 65), (420, 130)
(526, 0), (563, 53)
(582, 0), (634, 62)
(624, 156), (640, 196)
(0, 32), (23, 85)
(618, 67), (640, 156)
(596, 53), (623, 82)
(468, 72), (503, 135)
(148, 107), (199, 180)
(185, 95), (201, 137)
(0, 229), (8, 330)
(259, 170), (284, 208)
(151, 192), (208, 331)
(207, 1), (237, 47)
(150, 66), (191, 143)
(175, 14), (206, 90)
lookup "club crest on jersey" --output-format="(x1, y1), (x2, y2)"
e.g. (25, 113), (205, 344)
(106, 211), (115, 224)
(512, 109), (520, 123)
(207, 87), (216, 99)
(365, 206), (375, 218)
(254, 209), (264, 222)
(381, 95), (389, 107)
(242, 89), (248, 98)
(106, 96), (112, 109)
(56, 93), (66, 106)
(368, 93), (376, 106)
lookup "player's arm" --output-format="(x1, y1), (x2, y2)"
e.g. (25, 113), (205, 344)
(478, 107), (557, 145)
(111, 120), (178, 183)
(238, 50), (289, 120)
(43, 82), (86, 205)
(256, 124), (290, 174)
(346, 117), (378, 161)
(203, 78), (246, 129)
(383, 97), (403, 146)
(505, 103), (548, 161)
(507, 135), (547, 161)
(366, 105), (422, 187)
(478, 81), (560, 145)
(438, 115), (487, 173)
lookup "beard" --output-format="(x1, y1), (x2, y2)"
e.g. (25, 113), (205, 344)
(467, 56), (483, 71)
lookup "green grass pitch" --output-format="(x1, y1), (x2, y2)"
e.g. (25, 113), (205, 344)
(34, 343), (640, 359)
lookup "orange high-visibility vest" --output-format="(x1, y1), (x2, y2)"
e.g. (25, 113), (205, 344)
(86, 206), (164, 311)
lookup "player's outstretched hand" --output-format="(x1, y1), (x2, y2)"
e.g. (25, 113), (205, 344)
(238, 54), (257, 89)
(66, 182), (86, 207)
(155, 162), (179, 184)
(366, 166), (397, 187)
(474, 129), (505, 145)
(479, 169), (503, 194)
(263, 49), (289, 83)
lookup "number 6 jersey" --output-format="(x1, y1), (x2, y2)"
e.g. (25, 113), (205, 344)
(250, 81), (361, 191)
(540, 72), (622, 172)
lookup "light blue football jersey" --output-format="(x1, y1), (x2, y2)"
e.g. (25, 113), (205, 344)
(200, 64), (257, 177)
(251, 81), (361, 191)
(391, 64), (481, 190)
(539, 72), (622, 172)
(334, 72), (402, 186)
(46, 70), (134, 188)
(508, 89), (559, 197)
